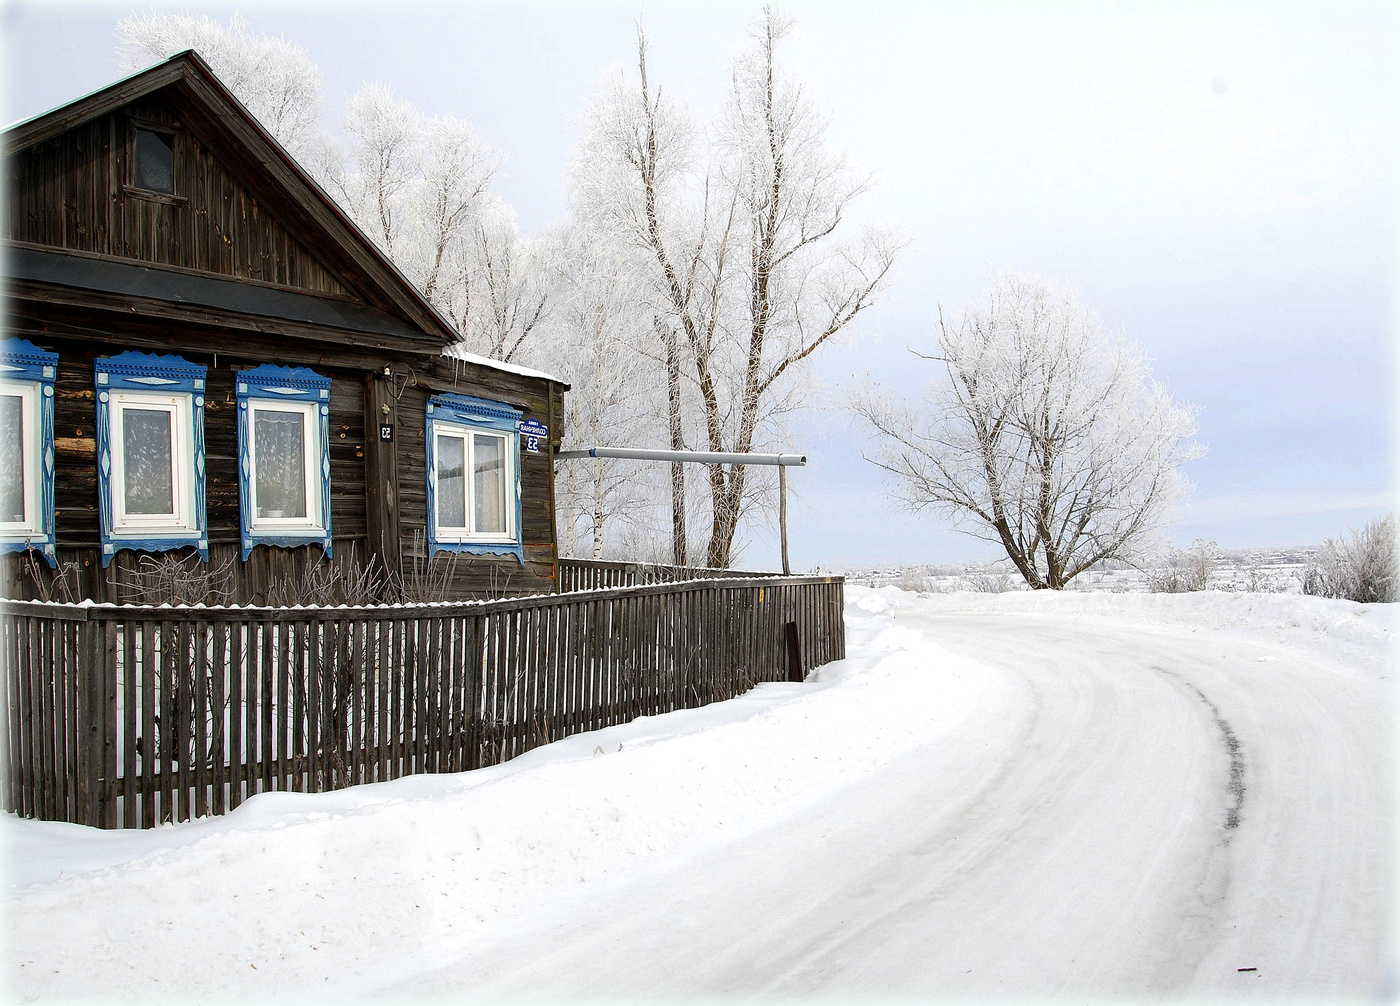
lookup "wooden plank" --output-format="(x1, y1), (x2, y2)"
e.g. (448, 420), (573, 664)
(0, 616), (14, 815)
(138, 621), (155, 827)
(353, 619), (367, 785)
(211, 622), (227, 816)
(328, 618), (344, 789)
(424, 614), (439, 774)
(307, 619), (322, 793)
(120, 622), (137, 827)
(96, 619), (116, 830)
(245, 619), (260, 804)
(415, 616), (430, 774)
(156, 620), (173, 824)
(290, 621), (305, 792)
(192, 620), (209, 818)
(277, 619), (291, 792)
(31, 618), (51, 821)
(377, 618), (390, 783)
(228, 621), (245, 811)
(259, 620), (273, 797)
(52, 620), (71, 822)
(445, 615), (460, 772)
(175, 621), (191, 823)
(482, 612), (499, 768)
(389, 618), (402, 780)
(7, 616), (25, 816)
(548, 604), (563, 743)
(351, 617), (365, 786)
(329, 619), (344, 790)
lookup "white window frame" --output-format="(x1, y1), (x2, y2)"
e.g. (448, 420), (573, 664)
(431, 421), (517, 545)
(0, 380), (44, 538)
(247, 399), (324, 535)
(108, 389), (199, 537)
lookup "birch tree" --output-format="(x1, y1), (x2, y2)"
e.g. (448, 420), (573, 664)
(117, 12), (324, 163)
(704, 9), (899, 567)
(854, 273), (1204, 589)
(115, 13), (546, 363)
(572, 9), (897, 568)
(541, 228), (657, 557)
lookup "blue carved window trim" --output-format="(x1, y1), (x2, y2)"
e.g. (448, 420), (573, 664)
(425, 393), (523, 564)
(0, 339), (58, 566)
(235, 364), (332, 561)
(94, 352), (207, 567)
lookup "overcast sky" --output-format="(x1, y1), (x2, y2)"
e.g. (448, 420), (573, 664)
(4, 1), (1396, 569)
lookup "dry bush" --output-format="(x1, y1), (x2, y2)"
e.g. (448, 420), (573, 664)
(111, 551), (236, 606)
(393, 530), (467, 603)
(1147, 539), (1217, 593)
(959, 569), (1016, 593)
(1302, 514), (1396, 603)
(264, 544), (388, 607)
(897, 567), (929, 592)
(17, 551), (85, 603)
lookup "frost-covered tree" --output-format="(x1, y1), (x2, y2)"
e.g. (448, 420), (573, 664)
(115, 13), (544, 363)
(461, 199), (550, 363)
(540, 227), (657, 557)
(854, 273), (1203, 589)
(571, 10), (897, 568)
(1302, 514), (1396, 603)
(116, 11), (324, 164)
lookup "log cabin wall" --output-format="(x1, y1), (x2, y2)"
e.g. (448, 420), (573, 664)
(8, 98), (350, 298)
(4, 54), (567, 605)
(393, 356), (562, 601)
(0, 328), (562, 604)
(0, 329), (375, 605)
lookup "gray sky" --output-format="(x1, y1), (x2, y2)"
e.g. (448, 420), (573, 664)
(4, 0), (1395, 569)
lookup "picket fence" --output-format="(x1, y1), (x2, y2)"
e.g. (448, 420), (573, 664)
(556, 557), (784, 592)
(0, 573), (844, 829)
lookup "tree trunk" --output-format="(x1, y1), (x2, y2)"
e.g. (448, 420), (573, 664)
(663, 318), (687, 566)
(591, 457), (604, 560)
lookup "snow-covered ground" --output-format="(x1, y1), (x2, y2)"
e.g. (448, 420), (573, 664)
(843, 548), (1313, 595)
(4, 586), (1393, 1000)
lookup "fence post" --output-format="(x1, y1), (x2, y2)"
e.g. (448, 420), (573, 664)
(99, 619), (119, 828)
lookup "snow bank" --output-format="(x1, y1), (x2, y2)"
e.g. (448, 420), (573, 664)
(859, 585), (1396, 680)
(3, 595), (999, 1000)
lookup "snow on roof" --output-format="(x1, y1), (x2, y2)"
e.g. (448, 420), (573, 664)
(441, 343), (566, 385)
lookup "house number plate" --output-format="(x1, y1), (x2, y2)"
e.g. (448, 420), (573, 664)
(379, 424), (394, 442)
(518, 419), (548, 453)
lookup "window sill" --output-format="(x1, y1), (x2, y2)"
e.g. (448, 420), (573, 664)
(429, 540), (524, 565)
(242, 533), (332, 561)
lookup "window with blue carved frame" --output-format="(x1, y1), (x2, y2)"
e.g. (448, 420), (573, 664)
(0, 339), (58, 566)
(94, 352), (208, 567)
(426, 393), (523, 564)
(235, 365), (332, 561)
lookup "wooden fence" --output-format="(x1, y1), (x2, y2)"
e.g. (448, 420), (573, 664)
(1, 575), (844, 829)
(556, 558), (783, 592)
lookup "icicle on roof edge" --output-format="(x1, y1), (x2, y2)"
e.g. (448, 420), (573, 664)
(441, 343), (566, 385)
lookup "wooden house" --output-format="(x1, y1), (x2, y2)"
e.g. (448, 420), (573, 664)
(2, 51), (568, 604)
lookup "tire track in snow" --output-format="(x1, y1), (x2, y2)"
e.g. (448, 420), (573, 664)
(1155, 667), (1246, 837)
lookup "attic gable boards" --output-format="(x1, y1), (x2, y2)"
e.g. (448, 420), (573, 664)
(8, 86), (359, 300)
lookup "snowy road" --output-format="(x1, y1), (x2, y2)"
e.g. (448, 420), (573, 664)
(5, 589), (1393, 1000)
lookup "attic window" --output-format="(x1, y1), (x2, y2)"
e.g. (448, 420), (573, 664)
(133, 128), (174, 193)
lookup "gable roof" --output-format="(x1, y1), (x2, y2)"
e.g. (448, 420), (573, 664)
(5, 50), (458, 349)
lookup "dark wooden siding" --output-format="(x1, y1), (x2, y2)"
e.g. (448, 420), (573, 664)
(8, 336), (372, 604)
(2, 332), (564, 605)
(390, 356), (560, 600)
(7, 97), (351, 298)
